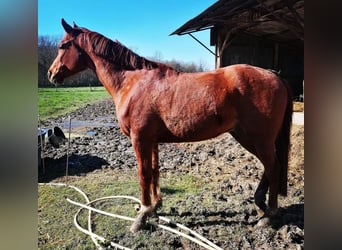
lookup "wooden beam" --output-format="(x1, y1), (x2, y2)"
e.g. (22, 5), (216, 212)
(256, 0), (303, 40)
(286, 1), (304, 28)
(188, 33), (217, 57)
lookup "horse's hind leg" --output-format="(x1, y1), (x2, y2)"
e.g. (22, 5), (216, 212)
(254, 172), (269, 213)
(151, 144), (162, 213)
(230, 126), (268, 213)
(254, 142), (281, 216)
(231, 126), (276, 215)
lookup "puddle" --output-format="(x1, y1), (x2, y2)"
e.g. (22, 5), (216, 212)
(59, 119), (116, 129)
(86, 130), (97, 136)
(54, 116), (117, 138)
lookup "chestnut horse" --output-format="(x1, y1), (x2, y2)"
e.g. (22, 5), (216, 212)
(48, 19), (292, 232)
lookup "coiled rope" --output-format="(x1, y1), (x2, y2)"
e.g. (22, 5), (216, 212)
(38, 182), (223, 250)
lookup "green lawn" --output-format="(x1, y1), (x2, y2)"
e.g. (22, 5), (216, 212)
(38, 86), (110, 120)
(38, 169), (208, 249)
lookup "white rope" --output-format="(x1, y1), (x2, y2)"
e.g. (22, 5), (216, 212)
(39, 183), (102, 249)
(39, 183), (223, 250)
(67, 197), (222, 250)
(72, 206), (131, 250)
(158, 216), (223, 250)
(67, 197), (135, 222)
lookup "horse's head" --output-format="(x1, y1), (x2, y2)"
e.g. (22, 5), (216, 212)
(48, 19), (91, 84)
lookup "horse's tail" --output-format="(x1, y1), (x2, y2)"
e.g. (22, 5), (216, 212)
(276, 78), (293, 196)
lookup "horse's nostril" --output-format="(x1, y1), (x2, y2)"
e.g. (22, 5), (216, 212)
(47, 71), (51, 79)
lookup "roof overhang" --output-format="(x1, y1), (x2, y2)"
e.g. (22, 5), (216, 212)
(171, 0), (304, 46)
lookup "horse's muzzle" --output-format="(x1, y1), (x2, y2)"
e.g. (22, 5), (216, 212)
(47, 70), (53, 82)
(47, 70), (63, 84)
(47, 70), (55, 83)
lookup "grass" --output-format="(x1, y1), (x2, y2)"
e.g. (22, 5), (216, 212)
(38, 86), (110, 120)
(38, 170), (206, 249)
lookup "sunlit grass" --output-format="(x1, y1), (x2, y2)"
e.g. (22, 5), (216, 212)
(38, 86), (110, 120)
(38, 170), (205, 249)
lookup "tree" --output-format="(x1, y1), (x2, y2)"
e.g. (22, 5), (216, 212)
(38, 37), (207, 87)
(38, 35), (101, 87)
(38, 36), (58, 86)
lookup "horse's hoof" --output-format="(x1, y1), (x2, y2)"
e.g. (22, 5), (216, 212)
(256, 217), (271, 228)
(130, 221), (142, 233)
(150, 210), (159, 218)
(255, 208), (279, 228)
(256, 208), (265, 218)
(254, 194), (267, 213)
(153, 198), (163, 210)
(129, 213), (147, 233)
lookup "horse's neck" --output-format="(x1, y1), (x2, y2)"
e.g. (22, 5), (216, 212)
(88, 54), (124, 99)
(84, 41), (175, 102)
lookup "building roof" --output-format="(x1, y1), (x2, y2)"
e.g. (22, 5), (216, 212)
(171, 0), (304, 46)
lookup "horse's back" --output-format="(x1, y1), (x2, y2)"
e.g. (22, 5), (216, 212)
(121, 64), (289, 143)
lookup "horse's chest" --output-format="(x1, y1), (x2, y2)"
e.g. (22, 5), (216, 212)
(116, 106), (131, 137)
(116, 118), (130, 137)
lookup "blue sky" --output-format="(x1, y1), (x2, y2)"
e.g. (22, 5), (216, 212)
(38, 0), (217, 70)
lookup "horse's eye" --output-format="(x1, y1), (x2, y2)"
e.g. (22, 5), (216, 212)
(59, 41), (71, 50)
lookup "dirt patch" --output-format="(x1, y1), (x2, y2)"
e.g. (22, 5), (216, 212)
(39, 98), (304, 249)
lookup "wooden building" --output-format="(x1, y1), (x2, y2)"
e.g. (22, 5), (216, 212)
(171, 0), (304, 99)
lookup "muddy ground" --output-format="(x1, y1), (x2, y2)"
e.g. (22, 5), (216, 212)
(39, 98), (304, 249)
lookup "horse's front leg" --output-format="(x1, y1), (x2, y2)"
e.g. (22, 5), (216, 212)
(151, 143), (162, 213)
(130, 137), (153, 233)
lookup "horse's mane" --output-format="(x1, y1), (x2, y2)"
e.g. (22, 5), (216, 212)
(86, 32), (160, 70)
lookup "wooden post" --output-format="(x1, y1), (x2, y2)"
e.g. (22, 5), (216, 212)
(216, 27), (235, 69)
(215, 30), (222, 69)
(215, 45), (221, 69)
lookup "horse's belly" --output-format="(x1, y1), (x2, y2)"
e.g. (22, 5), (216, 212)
(160, 114), (237, 142)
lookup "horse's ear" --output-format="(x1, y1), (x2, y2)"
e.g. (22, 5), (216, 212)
(61, 18), (81, 37)
(61, 18), (74, 34)
(73, 21), (79, 29)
